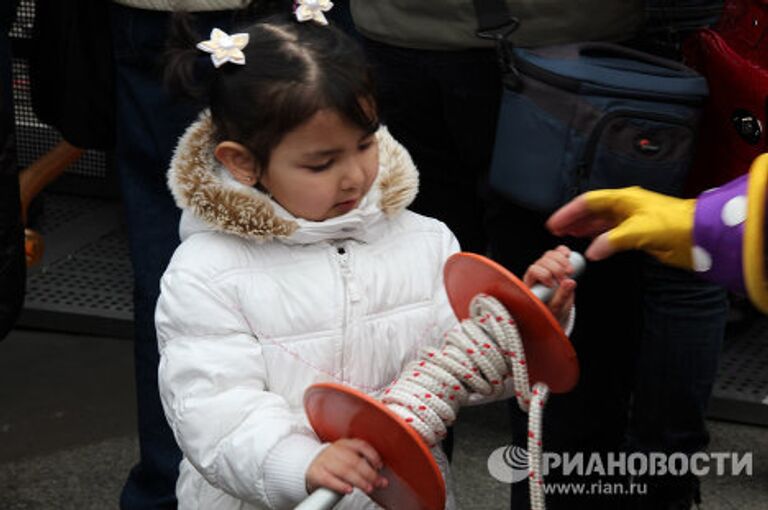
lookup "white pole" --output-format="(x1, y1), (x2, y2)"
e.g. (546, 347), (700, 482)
(294, 488), (343, 510)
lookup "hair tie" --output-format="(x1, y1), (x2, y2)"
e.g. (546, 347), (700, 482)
(294, 0), (334, 25)
(196, 28), (250, 68)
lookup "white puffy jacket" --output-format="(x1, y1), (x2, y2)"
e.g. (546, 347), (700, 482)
(156, 112), (460, 509)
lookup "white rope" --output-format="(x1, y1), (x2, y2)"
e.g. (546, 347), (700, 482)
(382, 293), (550, 510)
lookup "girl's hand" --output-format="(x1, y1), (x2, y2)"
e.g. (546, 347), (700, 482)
(306, 438), (389, 496)
(523, 245), (576, 327)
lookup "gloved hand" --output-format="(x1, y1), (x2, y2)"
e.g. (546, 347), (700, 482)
(546, 186), (696, 269)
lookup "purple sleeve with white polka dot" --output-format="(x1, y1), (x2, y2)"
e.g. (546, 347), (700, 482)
(692, 174), (750, 294)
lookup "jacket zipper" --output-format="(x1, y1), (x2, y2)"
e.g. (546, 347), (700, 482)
(575, 109), (695, 196)
(335, 244), (360, 382)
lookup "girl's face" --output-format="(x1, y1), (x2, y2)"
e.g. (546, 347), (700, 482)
(259, 108), (379, 222)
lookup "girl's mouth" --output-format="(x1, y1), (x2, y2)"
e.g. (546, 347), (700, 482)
(335, 199), (358, 212)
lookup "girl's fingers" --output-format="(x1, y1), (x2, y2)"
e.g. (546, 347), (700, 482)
(333, 440), (383, 493)
(524, 264), (555, 287)
(545, 249), (574, 275)
(548, 279), (576, 321)
(524, 250), (574, 287)
(313, 468), (353, 495)
(309, 439), (387, 496)
(339, 464), (376, 494)
(534, 257), (562, 278)
(535, 250), (572, 276)
(524, 246), (577, 326)
(343, 439), (383, 470)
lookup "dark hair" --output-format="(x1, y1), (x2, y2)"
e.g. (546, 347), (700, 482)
(165, 12), (378, 169)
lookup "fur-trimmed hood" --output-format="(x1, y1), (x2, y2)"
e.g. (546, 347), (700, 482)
(167, 111), (419, 244)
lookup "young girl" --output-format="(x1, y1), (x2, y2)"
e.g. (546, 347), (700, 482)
(156, 11), (576, 510)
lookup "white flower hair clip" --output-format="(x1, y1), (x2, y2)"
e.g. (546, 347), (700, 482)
(196, 28), (249, 68)
(294, 0), (334, 26)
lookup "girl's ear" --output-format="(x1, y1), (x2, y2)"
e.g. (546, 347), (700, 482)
(214, 141), (260, 186)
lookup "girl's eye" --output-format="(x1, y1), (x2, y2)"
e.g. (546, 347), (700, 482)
(305, 160), (334, 172)
(359, 140), (374, 151)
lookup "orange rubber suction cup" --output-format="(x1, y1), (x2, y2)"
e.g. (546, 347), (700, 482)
(443, 252), (579, 393)
(304, 382), (445, 510)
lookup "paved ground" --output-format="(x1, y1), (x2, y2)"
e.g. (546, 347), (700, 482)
(1, 328), (766, 509)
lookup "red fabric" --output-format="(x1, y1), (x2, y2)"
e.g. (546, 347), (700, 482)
(717, 0), (768, 66)
(682, 0), (768, 194)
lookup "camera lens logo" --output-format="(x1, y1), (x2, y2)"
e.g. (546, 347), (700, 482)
(487, 445), (529, 484)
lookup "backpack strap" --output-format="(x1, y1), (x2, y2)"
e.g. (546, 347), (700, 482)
(472, 0), (517, 38)
(471, 0), (522, 89)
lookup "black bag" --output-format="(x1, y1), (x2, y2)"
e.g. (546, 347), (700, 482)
(473, 0), (709, 212)
(488, 43), (709, 212)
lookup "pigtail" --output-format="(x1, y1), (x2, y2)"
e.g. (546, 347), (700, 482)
(163, 12), (213, 102)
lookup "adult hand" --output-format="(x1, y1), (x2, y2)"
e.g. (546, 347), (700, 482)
(546, 186), (696, 270)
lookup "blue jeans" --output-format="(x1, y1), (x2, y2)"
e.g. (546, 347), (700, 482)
(628, 258), (727, 457)
(110, 5), (231, 508)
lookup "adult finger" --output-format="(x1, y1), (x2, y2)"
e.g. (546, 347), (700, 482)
(546, 196), (595, 236)
(584, 232), (618, 261)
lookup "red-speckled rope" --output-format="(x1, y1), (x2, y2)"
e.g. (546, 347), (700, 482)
(382, 293), (550, 510)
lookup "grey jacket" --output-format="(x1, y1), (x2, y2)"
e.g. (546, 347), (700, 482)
(350, 0), (645, 50)
(112, 0), (250, 11)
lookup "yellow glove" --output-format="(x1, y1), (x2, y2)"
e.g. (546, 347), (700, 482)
(546, 186), (696, 269)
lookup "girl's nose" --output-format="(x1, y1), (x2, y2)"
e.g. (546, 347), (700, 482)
(341, 157), (367, 190)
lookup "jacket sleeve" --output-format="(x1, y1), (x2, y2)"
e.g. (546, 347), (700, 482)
(155, 267), (325, 508)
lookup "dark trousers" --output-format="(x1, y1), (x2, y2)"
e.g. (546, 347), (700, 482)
(109, 5), (231, 508)
(0, 0), (24, 341)
(363, 39), (500, 254)
(363, 38), (728, 509)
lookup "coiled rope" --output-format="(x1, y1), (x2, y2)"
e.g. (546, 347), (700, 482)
(382, 293), (550, 510)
